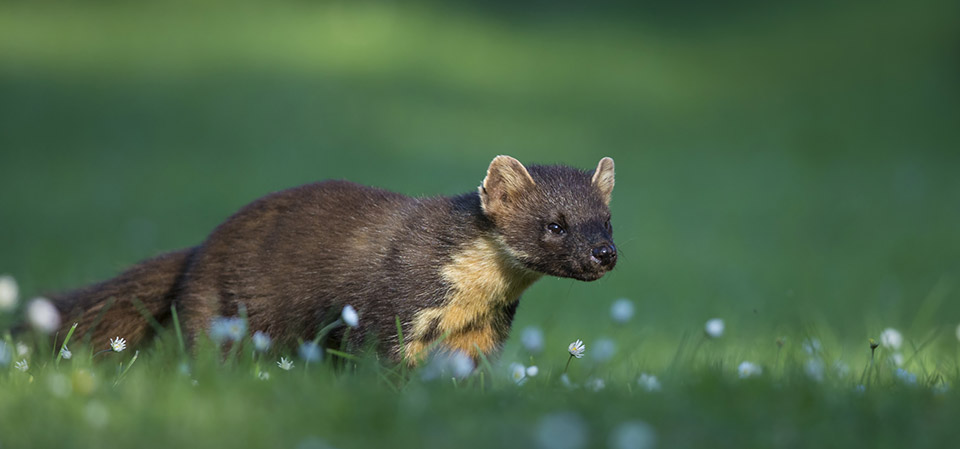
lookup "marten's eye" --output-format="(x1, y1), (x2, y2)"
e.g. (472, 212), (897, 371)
(546, 223), (565, 235)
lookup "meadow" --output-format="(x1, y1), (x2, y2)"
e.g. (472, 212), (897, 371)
(1, 1), (959, 448)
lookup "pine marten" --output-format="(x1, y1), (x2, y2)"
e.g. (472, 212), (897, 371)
(51, 156), (617, 363)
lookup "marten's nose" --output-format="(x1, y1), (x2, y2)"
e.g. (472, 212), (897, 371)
(592, 244), (617, 266)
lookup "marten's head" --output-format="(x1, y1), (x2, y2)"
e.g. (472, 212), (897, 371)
(479, 155), (617, 281)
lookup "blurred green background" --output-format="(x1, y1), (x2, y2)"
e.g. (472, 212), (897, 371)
(2, 0), (958, 359)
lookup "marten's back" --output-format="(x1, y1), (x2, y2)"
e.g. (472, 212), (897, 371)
(180, 180), (478, 348)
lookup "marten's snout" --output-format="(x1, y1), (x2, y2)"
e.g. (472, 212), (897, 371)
(591, 244), (617, 267)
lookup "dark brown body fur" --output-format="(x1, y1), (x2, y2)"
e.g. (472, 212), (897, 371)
(52, 156), (617, 362)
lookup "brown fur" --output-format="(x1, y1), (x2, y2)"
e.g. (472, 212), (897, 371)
(48, 156), (617, 364)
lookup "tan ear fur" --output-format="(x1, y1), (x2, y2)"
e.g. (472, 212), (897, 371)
(479, 155), (535, 215)
(592, 157), (615, 205)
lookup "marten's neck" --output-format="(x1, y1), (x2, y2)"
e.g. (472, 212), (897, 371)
(402, 233), (541, 363)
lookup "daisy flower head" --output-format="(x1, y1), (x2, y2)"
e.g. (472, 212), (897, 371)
(880, 328), (903, 350)
(526, 365), (539, 377)
(586, 377), (606, 392)
(510, 363), (528, 385)
(258, 371), (270, 381)
(0, 274), (18, 311)
(610, 298), (634, 323)
(16, 342), (28, 357)
(738, 361), (762, 378)
(341, 305), (359, 328)
(252, 331), (272, 352)
(704, 318), (724, 338)
(209, 317), (246, 343)
(109, 336), (126, 352)
(592, 338), (616, 362)
(27, 297), (60, 334)
(804, 358), (825, 382)
(60, 345), (73, 360)
(568, 339), (586, 358)
(419, 350), (475, 381)
(277, 357), (295, 370)
(448, 351), (475, 379)
(637, 373), (661, 392)
(521, 326), (544, 354)
(298, 342), (322, 363)
(15, 359), (28, 372)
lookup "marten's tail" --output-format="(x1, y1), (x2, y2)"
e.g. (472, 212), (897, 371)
(51, 247), (196, 351)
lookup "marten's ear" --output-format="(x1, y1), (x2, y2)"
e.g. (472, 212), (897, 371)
(479, 155), (536, 215)
(592, 157), (615, 205)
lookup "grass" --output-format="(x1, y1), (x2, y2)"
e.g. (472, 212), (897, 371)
(1, 312), (958, 449)
(1, 0), (959, 447)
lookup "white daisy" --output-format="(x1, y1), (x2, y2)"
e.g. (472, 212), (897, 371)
(110, 336), (126, 352)
(804, 358), (825, 382)
(419, 350), (475, 381)
(252, 331), (272, 352)
(592, 338), (616, 362)
(0, 275), (18, 311)
(521, 326), (544, 354)
(59, 345), (73, 360)
(637, 373), (661, 392)
(341, 305), (359, 328)
(586, 377), (606, 392)
(510, 363), (527, 385)
(277, 357), (295, 370)
(738, 361), (762, 378)
(568, 339), (586, 358)
(14, 359), (28, 372)
(526, 365), (539, 377)
(27, 297), (60, 334)
(16, 342), (28, 357)
(447, 351), (475, 379)
(258, 371), (270, 381)
(610, 298), (634, 323)
(298, 342), (322, 362)
(705, 318), (724, 338)
(209, 317), (246, 342)
(880, 328), (903, 350)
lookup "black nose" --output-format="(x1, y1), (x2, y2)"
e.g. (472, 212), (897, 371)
(592, 244), (617, 266)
